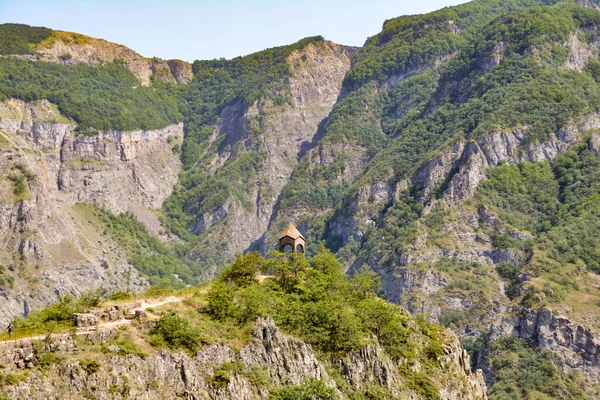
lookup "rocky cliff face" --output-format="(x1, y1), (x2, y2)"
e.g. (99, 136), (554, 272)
(1, 317), (487, 400)
(335, 114), (593, 256)
(189, 41), (356, 276)
(0, 98), (182, 326)
(20, 31), (192, 85)
(480, 306), (600, 384)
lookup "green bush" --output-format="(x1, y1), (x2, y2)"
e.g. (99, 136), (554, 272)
(207, 361), (244, 389)
(219, 252), (263, 287)
(150, 311), (206, 353)
(108, 291), (132, 301)
(79, 359), (101, 374)
(273, 379), (338, 400)
(113, 335), (146, 358)
(406, 373), (441, 400)
(205, 249), (443, 362)
(489, 337), (587, 399)
(496, 262), (522, 300)
(438, 311), (467, 328)
(14, 290), (103, 330)
(205, 281), (236, 321)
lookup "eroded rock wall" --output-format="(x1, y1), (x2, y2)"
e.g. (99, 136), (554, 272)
(0, 99), (182, 326)
(481, 307), (600, 383)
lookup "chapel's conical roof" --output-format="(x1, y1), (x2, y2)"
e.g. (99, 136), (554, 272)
(280, 223), (305, 240)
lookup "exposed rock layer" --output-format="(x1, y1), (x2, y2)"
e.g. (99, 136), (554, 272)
(1, 317), (487, 400)
(16, 31), (193, 85)
(0, 99), (182, 326)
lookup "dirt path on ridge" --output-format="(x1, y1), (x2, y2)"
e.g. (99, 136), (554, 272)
(0, 296), (183, 347)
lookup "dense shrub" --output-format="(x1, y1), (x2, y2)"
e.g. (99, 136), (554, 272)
(0, 24), (52, 55)
(489, 337), (587, 399)
(150, 311), (206, 353)
(204, 250), (438, 360)
(87, 204), (203, 287)
(14, 290), (101, 330)
(272, 379), (338, 400)
(477, 143), (600, 274)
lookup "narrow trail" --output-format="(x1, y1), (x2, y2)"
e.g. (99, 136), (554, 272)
(0, 296), (183, 347)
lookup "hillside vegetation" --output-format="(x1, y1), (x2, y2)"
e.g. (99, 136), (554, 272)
(2, 2), (600, 398)
(162, 36), (326, 239)
(0, 58), (182, 133)
(0, 23), (52, 55)
(273, 0), (587, 252)
(0, 250), (486, 399)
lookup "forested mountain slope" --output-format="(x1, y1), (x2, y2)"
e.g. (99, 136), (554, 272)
(161, 38), (357, 277)
(1, 0), (600, 398)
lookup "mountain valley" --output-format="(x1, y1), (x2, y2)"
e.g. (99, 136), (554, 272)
(2, 0), (600, 398)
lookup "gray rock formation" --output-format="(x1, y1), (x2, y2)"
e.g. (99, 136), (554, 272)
(239, 317), (331, 386)
(0, 99), (182, 326)
(481, 307), (600, 383)
(1, 317), (487, 400)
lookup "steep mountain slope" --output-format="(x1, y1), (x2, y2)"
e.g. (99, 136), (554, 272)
(2, 1), (600, 397)
(263, 0), (569, 256)
(0, 97), (184, 326)
(280, 1), (600, 397)
(0, 28), (359, 320)
(161, 38), (357, 276)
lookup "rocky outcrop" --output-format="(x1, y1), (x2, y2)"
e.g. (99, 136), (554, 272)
(338, 117), (600, 347)
(482, 42), (508, 71)
(329, 175), (397, 246)
(1, 319), (330, 400)
(380, 267), (448, 305)
(239, 317), (331, 386)
(0, 99), (182, 326)
(482, 307), (600, 382)
(442, 118), (589, 207)
(565, 33), (593, 72)
(150, 59), (194, 84)
(57, 123), (183, 212)
(338, 332), (487, 399)
(330, 114), (591, 255)
(338, 343), (400, 392)
(414, 140), (466, 200)
(440, 336), (488, 399)
(27, 31), (192, 86)
(577, 0), (600, 11)
(1, 317), (487, 400)
(72, 313), (98, 328)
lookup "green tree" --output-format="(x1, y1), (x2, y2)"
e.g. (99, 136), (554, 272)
(219, 252), (263, 287)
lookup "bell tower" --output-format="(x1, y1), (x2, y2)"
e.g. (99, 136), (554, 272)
(278, 223), (305, 253)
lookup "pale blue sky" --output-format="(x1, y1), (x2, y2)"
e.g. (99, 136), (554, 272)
(0, 0), (469, 62)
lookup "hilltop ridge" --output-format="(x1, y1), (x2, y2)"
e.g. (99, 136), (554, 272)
(0, 23), (193, 85)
